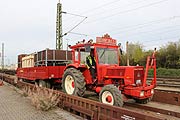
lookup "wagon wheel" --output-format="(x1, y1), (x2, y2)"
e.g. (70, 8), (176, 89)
(46, 81), (51, 88)
(62, 68), (86, 97)
(18, 78), (24, 82)
(99, 85), (123, 106)
(38, 80), (51, 88)
(38, 80), (47, 88)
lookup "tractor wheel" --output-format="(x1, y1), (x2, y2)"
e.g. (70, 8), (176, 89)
(99, 85), (123, 107)
(46, 81), (51, 88)
(62, 68), (86, 96)
(19, 78), (24, 82)
(38, 80), (51, 88)
(38, 80), (47, 88)
(135, 97), (152, 104)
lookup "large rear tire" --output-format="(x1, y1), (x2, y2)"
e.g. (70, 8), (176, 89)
(62, 68), (86, 97)
(99, 85), (123, 107)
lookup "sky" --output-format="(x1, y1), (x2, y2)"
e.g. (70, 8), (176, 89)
(0, 0), (180, 65)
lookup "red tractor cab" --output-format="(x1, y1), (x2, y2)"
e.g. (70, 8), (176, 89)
(62, 34), (156, 106)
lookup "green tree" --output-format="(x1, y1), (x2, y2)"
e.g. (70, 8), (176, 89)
(176, 40), (180, 68)
(120, 40), (180, 69)
(128, 42), (144, 66)
(142, 50), (154, 67)
(157, 46), (167, 68)
(158, 40), (180, 69)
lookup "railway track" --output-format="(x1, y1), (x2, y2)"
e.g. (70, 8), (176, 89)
(148, 77), (180, 87)
(1, 73), (180, 120)
(0, 69), (16, 75)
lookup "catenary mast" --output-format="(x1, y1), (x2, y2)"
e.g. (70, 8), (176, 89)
(56, 0), (63, 49)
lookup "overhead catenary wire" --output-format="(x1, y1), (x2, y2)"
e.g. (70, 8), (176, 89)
(84, 0), (169, 24)
(63, 17), (87, 36)
(62, 11), (87, 18)
(143, 36), (180, 49)
(62, 0), (151, 30)
(123, 35), (180, 50)
(68, 32), (94, 37)
(120, 25), (180, 39)
(79, 0), (122, 15)
(144, 36), (180, 43)
(84, 0), (151, 17)
(62, 0), (121, 23)
(62, 11), (87, 25)
(65, 15), (180, 39)
(89, 16), (180, 36)
(61, 11), (88, 37)
(112, 17), (180, 34)
(122, 29), (180, 47)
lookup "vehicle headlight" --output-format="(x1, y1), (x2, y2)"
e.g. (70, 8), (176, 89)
(151, 89), (154, 94)
(140, 91), (144, 97)
(136, 79), (142, 86)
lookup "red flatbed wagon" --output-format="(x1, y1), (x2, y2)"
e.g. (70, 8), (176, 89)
(17, 66), (66, 81)
(17, 49), (72, 86)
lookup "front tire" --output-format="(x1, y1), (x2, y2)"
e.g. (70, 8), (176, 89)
(99, 85), (123, 107)
(62, 68), (86, 97)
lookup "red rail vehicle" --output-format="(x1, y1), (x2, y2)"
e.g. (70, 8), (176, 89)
(17, 34), (156, 106)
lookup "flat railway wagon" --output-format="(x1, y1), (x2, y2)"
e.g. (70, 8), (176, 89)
(17, 49), (72, 87)
(17, 34), (157, 106)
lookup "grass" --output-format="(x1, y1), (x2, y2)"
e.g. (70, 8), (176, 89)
(22, 85), (60, 111)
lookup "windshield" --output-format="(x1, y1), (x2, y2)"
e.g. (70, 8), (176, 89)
(96, 48), (118, 65)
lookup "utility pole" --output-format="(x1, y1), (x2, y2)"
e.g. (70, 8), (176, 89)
(126, 41), (129, 66)
(2, 43), (4, 70)
(66, 39), (69, 60)
(56, 0), (63, 50)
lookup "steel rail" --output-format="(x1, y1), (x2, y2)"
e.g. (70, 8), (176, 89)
(1, 73), (176, 120)
(124, 103), (180, 118)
